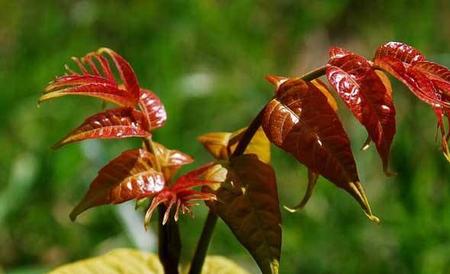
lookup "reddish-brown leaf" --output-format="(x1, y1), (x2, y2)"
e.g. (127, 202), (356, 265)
(374, 42), (450, 160)
(144, 163), (225, 227)
(70, 149), (165, 220)
(262, 78), (378, 221)
(54, 107), (151, 148)
(98, 48), (141, 102)
(206, 155), (281, 274)
(41, 48), (141, 106)
(375, 41), (425, 64)
(41, 81), (135, 107)
(139, 89), (167, 129)
(374, 56), (449, 109)
(326, 48), (396, 173)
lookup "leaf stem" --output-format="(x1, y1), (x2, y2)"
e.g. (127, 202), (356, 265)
(300, 65), (326, 81)
(144, 137), (181, 273)
(188, 211), (218, 274)
(231, 107), (266, 158)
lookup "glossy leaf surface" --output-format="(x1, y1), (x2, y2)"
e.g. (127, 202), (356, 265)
(41, 48), (141, 106)
(262, 78), (378, 221)
(327, 48), (396, 173)
(198, 127), (270, 163)
(54, 107), (150, 148)
(374, 42), (450, 160)
(70, 149), (164, 220)
(207, 155), (281, 274)
(139, 89), (167, 129)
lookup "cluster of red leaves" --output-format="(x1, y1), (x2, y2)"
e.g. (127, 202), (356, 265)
(262, 42), (449, 221)
(41, 48), (218, 225)
(42, 42), (449, 226)
(41, 43), (449, 274)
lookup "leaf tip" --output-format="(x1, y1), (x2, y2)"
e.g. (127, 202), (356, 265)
(347, 181), (380, 223)
(365, 213), (381, 224)
(69, 211), (78, 222)
(282, 205), (298, 213)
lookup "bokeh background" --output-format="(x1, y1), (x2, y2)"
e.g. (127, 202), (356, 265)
(1, 0), (450, 273)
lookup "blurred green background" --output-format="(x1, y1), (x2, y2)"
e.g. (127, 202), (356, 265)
(1, 0), (450, 273)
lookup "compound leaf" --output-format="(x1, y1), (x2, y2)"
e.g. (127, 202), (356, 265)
(262, 78), (378, 222)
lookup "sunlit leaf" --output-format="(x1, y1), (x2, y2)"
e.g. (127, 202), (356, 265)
(54, 107), (151, 148)
(262, 78), (378, 222)
(183, 256), (251, 274)
(374, 41), (450, 160)
(327, 48), (396, 173)
(41, 80), (135, 106)
(375, 41), (425, 63)
(139, 89), (167, 129)
(70, 149), (164, 221)
(207, 155), (281, 274)
(49, 249), (163, 274)
(198, 127), (270, 163)
(50, 248), (249, 274)
(41, 48), (141, 106)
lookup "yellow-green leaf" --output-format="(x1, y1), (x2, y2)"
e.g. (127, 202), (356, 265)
(198, 127), (270, 163)
(49, 248), (163, 274)
(50, 248), (249, 274)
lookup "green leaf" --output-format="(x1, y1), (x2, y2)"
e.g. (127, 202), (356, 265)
(207, 154), (281, 274)
(49, 249), (249, 274)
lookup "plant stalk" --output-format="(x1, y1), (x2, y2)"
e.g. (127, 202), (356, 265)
(158, 205), (181, 274)
(300, 65), (326, 81)
(188, 65), (326, 274)
(144, 137), (181, 273)
(188, 211), (218, 274)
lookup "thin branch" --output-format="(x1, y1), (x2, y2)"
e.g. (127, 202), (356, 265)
(188, 211), (218, 274)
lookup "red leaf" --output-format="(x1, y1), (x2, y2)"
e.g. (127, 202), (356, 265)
(262, 78), (378, 221)
(54, 107), (150, 148)
(139, 89), (167, 129)
(375, 41), (425, 64)
(41, 48), (141, 106)
(374, 42), (450, 160)
(99, 48), (141, 102)
(326, 48), (396, 173)
(144, 163), (224, 226)
(70, 149), (165, 220)
(374, 56), (449, 109)
(42, 81), (135, 107)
